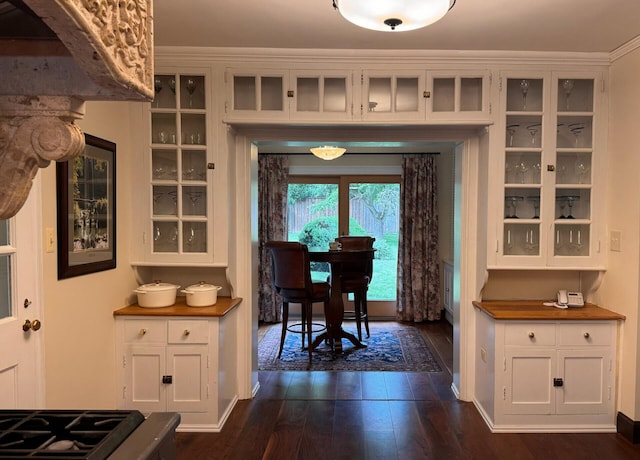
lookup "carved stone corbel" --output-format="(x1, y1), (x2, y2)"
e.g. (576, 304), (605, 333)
(0, 96), (85, 218)
(0, 0), (153, 218)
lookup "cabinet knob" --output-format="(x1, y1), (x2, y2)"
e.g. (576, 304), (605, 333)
(528, 331), (535, 338)
(184, 329), (191, 336)
(139, 328), (147, 336)
(584, 332), (590, 339)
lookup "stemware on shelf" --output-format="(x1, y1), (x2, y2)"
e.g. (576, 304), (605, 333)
(527, 196), (540, 218)
(154, 78), (162, 107)
(505, 195), (524, 218)
(519, 79), (530, 110)
(564, 195), (580, 219)
(568, 123), (585, 147)
(516, 161), (529, 184)
(186, 78), (197, 108)
(556, 196), (567, 219)
(506, 124), (519, 147)
(562, 79), (574, 110)
(526, 123), (541, 146)
(169, 78), (176, 94)
(523, 228), (538, 254)
(575, 157), (590, 184)
(186, 191), (203, 213)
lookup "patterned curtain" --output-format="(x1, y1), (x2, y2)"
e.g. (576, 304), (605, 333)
(396, 155), (441, 322)
(258, 155), (289, 322)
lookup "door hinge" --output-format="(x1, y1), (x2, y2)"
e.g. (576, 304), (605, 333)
(122, 355), (127, 368)
(489, 102), (492, 115)
(502, 386), (506, 400)
(498, 77), (503, 92)
(122, 386), (127, 399)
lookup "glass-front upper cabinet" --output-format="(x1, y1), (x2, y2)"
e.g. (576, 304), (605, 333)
(224, 68), (353, 121)
(362, 69), (490, 121)
(494, 70), (604, 269)
(427, 71), (490, 120)
(145, 71), (213, 263)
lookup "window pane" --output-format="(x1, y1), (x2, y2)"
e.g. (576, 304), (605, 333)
(0, 219), (8, 245)
(0, 255), (11, 320)
(287, 183), (338, 280)
(349, 183), (400, 301)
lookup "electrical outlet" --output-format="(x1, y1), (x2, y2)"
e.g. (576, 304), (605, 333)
(610, 230), (621, 252)
(45, 227), (55, 253)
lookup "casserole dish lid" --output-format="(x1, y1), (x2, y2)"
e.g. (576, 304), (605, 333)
(183, 281), (221, 292)
(138, 280), (179, 292)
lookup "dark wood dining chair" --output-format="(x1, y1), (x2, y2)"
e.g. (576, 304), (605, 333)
(335, 236), (375, 341)
(265, 241), (329, 366)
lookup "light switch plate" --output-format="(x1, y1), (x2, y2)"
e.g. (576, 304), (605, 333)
(45, 227), (55, 253)
(610, 230), (621, 252)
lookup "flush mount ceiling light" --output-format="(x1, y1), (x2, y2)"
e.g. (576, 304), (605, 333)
(310, 145), (346, 160)
(333, 0), (456, 32)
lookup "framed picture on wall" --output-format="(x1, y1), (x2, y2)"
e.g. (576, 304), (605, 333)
(56, 133), (116, 279)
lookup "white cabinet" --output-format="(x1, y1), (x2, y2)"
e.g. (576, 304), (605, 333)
(475, 306), (619, 432)
(225, 68), (354, 121)
(133, 68), (228, 266)
(115, 303), (239, 431)
(362, 69), (490, 121)
(490, 70), (606, 269)
(224, 67), (490, 123)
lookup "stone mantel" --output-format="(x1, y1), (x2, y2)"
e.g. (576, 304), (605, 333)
(0, 0), (154, 219)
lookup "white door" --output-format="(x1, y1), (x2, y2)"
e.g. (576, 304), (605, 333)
(0, 175), (44, 408)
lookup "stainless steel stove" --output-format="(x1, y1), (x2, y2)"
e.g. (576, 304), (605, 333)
(0, 410), (179, 459)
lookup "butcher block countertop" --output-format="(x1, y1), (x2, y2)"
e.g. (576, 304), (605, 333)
(114, 297), (242, 317)
(473, 300), (625, 321)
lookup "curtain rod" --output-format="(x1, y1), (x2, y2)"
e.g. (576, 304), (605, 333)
(259, 151), (441, 156)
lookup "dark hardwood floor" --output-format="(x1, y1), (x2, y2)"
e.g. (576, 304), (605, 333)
(176, 320), (640, 459)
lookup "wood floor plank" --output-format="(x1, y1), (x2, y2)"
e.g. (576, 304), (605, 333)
(361, 372), (388, 400)
(300, 400), (335, 460)
(335, 371), (362, 400)
(262, 400), (308, 459)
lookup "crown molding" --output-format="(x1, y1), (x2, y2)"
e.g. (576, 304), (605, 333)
(610, 35), (640, 62)
(155, 46), (610, 67)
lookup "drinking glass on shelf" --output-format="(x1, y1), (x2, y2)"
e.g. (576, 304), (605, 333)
(527, 196), (540, 218)
(154, 78), (162, 107)
(526, 123), (541, 146)
(523, 229), (538, 254)
(169, 78), (176, 94)
(516, 161), (529, 183)
(520, 80), (530, 110)
(186, 78), (196, 108)
(186, 191), (203, 213)
(568, 123), (585, 147)
(505, 196), (524, 218)
(565, 195), (580, 219)
(562, 79), (574, 110)
(533, 162), (542, 183)
(506, 124), (519, 147)
(575, 158), (590, 184)
(569, 229), (584, 254)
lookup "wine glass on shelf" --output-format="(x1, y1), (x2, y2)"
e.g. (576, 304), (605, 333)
(575, 157), (590, 184)
(169, 78), (176, 94)
(516, 160), (529, 184)
(533, 161), (542, 184)
(565, 195), (580, 219)
(506, 124), (519, 147)
(527, 196), (540, 218)
(520, 79), (530, 110)
(185, 78), (196, 108)
(186, 190), (203, 214)
(562, 79), (574, 110)
(526, 123), (541, 146)
(523, 228), (538, 254)
(505, 196), (524, 218)
(568, 123), (585, 147)
(556, 196), (568, 219)
(154, 78), (163, 107)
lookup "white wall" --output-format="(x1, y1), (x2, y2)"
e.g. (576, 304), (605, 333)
(40, 101), (139, 408)
(595, 46), (640, 420)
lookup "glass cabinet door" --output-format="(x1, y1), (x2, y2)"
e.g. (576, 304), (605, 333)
(290, 70), (353, 121)
(552, 76), (595, 260)
(501, 76), (545, 264)
(225, 70), (289, 121)
(149, 72), (211, 260)
(496, 72), (601, 268)
(428, 71), (489, 120)
(361, 70), (426, 121)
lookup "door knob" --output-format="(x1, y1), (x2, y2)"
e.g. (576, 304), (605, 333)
(22, 319), (42, 332)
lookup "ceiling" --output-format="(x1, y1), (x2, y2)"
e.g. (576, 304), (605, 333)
(153, 0), (640, 53)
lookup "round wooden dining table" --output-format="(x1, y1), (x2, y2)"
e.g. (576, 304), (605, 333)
(308, 249), (375, 352)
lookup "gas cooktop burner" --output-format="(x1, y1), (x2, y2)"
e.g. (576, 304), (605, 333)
(0, 410), (145, 459)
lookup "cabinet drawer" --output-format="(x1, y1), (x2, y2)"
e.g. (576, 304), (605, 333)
(123, 319), (167, 343)
(558, 323), (612, 347)
(168, 320), (209, 344)
(505, 323), (556, 346)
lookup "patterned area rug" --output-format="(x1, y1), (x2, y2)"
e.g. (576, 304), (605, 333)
(259, 323), (442, 372)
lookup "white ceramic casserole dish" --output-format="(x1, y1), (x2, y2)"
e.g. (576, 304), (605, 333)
(181, 281), (222, 307)
(133, 281), (180, 308)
